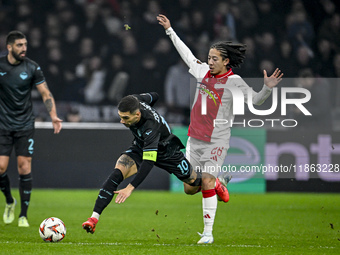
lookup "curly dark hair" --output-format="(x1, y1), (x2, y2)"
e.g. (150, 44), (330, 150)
(210, 41), (247, 68)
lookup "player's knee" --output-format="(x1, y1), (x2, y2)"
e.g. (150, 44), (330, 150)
(0, 164), (7, 174)
(201, 176), (215, 189)
(115, 154), (136, 175)
(17, 158), (31, 175)
(0, 158), (10, 174)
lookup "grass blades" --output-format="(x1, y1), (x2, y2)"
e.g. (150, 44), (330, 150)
(0, 190), (339, 255)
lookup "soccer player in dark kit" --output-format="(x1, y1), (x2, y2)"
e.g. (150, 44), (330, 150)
(82, 92), (224, 234)
(0, 31), (62, 227)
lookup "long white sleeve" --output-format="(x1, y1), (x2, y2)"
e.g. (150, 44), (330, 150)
(165, 27), (209, 79)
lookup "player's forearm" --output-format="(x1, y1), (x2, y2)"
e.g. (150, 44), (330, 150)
(43, 94), (58, 119)
(130, 160), (154, 188)
(252, 85), (273, 105)
(165, 27), (196, 68)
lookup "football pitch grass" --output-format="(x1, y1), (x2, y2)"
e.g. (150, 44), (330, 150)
(0, 190), (339, 255)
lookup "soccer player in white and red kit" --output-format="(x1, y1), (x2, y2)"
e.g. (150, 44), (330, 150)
(158, 14), (283, 244)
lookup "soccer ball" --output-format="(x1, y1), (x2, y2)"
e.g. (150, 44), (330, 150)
(39, 217), (66, 242)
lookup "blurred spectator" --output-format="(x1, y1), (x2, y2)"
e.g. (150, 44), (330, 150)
(237, 37), (259, 78)
(259, 59), (275, 77)
(255, 32), (280, 65)
(45, 13), (62, 38)
(153, 38), (177, 73)
(129, 53), (164, 100)
(45, 46), (65, 101)
(103, 54), (129, 104)
(190, 9), (209, 41)
(230, 0), (258, 39)
(66, 109), (82, 123)
(289, 68), (332, 129)
(164, 59), (194, 125)
(121, 33), (139, 72)
(211, 1), (236, 41)
(294, 45), (315, 75)
(318, 13), (340, 52)
(255, 0), (285, 36)
(140, 0), (164, 51)
(0, 0), (338, 125)
(332, 54), (340, 107)
(0, 33), (8, 57)
(287, 9), (315, 53)
(314, 38), (335, 77)
(27, 27), (46, 68)
(0, 9), (11, 32)
(279, 40), (296, 77)
(82, 2), (109, 53)
(84, 56), (106, 104)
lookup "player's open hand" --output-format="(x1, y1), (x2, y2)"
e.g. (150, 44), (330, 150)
(114, 184), (135, 204)
(264, 68), (284, 88)
(157, 14), (171, 30)
(52, 117), (63, 134)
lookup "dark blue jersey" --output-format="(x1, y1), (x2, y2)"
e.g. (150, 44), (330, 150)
(126, 92), (186, 188)
(129, 93), (184, 162)
(0, 56), (45, 131)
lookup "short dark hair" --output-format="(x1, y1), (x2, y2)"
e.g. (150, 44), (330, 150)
(6, 31), (26, 45)
(118, 95), (140, 113)
(210, 41), (246, 68)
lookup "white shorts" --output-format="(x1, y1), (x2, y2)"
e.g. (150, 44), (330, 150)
(185, 136), (230, 178)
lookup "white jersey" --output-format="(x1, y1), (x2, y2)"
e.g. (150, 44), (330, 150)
(166, 27), (273, 143)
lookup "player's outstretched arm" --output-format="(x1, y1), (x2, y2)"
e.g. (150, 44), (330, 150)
(264, 68), (284, 88)
(36, 82), (63, 134)
(157, 14), (205, 77)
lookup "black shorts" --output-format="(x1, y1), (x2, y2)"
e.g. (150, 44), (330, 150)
(0, 129), (35, 157)
(123, 144), (192, 181)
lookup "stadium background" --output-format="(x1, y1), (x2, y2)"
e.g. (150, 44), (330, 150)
(1, 0), (340, 192)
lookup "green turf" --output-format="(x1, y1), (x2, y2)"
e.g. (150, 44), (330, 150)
(0, 190), (339, 255)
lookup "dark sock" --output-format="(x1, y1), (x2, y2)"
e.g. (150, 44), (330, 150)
(19, 173), (32, 217)
(93, 169), (124, 215)
(0, 173), (14, 204)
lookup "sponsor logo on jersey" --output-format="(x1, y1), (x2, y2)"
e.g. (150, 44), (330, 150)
(0, 72), (7, 76)
(20, 72), (28, 80)
(197, 82), (223, 107)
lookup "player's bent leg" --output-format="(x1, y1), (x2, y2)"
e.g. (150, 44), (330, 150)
(17, 156), (32, 223)
(83, 154), (137, 234)
(183, 168), (202, 195)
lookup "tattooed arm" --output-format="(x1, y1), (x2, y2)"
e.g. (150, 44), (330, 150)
(36, 82), (63, 134)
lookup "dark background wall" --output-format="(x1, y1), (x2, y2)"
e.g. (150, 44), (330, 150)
(7, 127), (170, 190)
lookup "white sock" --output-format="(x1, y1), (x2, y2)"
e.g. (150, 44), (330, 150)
(91, 212), (100, 220)
(202, 189), (217, 234)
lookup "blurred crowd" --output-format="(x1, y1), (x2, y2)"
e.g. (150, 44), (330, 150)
(0, 0), (339, 127)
